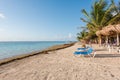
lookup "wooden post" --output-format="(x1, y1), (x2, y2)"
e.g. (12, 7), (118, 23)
(117, 33), (119, 46)
(99, 35), (102, 46)
(106, 36), (108, 45)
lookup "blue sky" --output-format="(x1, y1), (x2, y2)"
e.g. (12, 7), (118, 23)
(0, 0), (118, 41)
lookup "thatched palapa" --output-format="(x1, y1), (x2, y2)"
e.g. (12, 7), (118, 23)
(96, 24), (120, 45)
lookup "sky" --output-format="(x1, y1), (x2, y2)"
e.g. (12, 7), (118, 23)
(0, 0), (119, 41)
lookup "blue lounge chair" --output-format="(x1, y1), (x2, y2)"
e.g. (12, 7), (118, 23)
(74, 47), (96, 57)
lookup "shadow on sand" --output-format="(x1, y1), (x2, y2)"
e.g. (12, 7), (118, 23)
(84, 54), (120, 58)
(93, 54), (120, 58)
(92, 48), (120, 58)
(95, 49), (107, 51)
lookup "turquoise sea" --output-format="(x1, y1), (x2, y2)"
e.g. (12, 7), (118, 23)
(0, 41), (68, 60)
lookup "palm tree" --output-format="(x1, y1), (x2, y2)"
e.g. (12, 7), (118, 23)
(80, 0), (116, 44)
(77, 30), (88, 41)
(81, 0), (115, 30)
(108, 0), (120, 24)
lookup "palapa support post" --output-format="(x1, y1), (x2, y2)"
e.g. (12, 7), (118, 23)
(117, 33), (119, 46)
(99, 35), (102, 46)
(106, 36), (108, 45)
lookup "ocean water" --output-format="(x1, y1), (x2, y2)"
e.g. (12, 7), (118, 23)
(0, 41), (68, 60)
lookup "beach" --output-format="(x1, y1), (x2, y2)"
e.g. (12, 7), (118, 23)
(0, 42), (120, 80)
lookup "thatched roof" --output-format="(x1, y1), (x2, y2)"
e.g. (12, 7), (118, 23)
(96, 31), (102, 36)
(96, 24), (120, 36)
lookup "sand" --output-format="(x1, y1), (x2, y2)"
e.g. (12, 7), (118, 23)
(1, 43), (120, 80)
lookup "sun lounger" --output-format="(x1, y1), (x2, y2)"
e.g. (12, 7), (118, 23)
(74, 47), (96, 57)
(107, 45), (120, 53)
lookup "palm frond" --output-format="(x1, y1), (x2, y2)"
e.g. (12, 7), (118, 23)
(100, 3), (114, 26)
(107, 13), (120, 24)
(81, 9), (89, 18)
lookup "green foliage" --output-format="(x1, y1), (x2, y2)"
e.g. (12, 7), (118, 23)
(77, 30), (88, 41)
(77, 0), (120, 41)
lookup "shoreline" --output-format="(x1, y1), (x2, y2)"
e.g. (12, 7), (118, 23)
(0, 42), (75, 66)
(1, 43), (120, 80)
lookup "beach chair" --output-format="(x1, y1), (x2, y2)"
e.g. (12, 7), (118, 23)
(74, 47), (96, 57)
(107, 45), (119, 53)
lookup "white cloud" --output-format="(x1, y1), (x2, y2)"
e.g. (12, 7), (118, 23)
(0, 13), (5, 19)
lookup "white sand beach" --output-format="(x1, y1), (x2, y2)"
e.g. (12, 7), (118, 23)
(1, 43), (120, 80)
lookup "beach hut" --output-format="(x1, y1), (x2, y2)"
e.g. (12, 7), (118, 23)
(96, 24), (120, 46)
